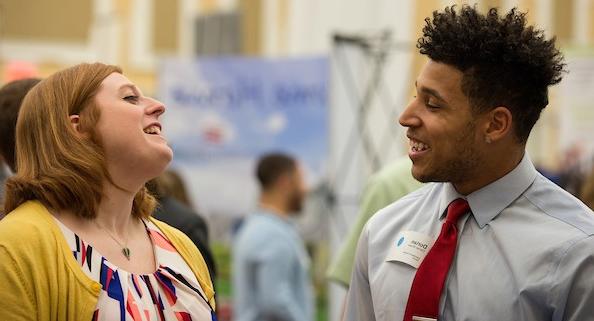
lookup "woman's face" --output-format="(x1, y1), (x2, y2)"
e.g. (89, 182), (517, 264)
(92, 72), (173, 187)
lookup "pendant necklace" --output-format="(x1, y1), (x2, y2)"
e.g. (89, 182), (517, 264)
(94, 222), (132, 260)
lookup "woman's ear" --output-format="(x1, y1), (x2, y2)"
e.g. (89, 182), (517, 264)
(69, 115), (83, 135)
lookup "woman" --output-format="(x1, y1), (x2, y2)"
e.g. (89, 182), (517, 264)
(0, 63), (216, 321)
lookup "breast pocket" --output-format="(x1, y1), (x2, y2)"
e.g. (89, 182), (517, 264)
(371, 260), (416, 321)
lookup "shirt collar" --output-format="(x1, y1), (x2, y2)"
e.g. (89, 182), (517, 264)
(439, 153), (538, 228)
(257, 207), (296, 226)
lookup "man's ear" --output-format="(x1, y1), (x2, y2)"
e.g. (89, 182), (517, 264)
(483, 106), (513, 144)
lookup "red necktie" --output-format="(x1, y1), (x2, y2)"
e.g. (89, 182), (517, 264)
(402, 198), (470, 321)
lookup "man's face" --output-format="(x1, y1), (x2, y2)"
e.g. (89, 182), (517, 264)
(399, 60), (484, 186)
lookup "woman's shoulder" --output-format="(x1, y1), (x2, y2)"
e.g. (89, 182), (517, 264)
(0, 200), (56, 243)
(0, 200), (62, 272)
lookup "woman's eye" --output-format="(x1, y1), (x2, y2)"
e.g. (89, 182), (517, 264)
(123, 95), (139, 103)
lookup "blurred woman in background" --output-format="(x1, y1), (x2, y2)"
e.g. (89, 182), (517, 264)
(0, 63), (216, 321)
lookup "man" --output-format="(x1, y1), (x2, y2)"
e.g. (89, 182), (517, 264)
(233, 153), (313, 321)
(345, 6), (594, 321)
(0, 78), (41, 217)
(328, 157), (422, 287)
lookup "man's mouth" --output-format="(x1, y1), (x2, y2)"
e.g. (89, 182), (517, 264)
(410, 138), (430, 152)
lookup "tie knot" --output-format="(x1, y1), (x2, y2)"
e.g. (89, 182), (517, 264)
(446, 198), (470, 223)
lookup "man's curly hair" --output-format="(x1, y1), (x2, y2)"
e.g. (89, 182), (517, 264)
(418, 6), (566, 142)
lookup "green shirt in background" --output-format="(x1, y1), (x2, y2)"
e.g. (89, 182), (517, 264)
(326, 156), (423, 287)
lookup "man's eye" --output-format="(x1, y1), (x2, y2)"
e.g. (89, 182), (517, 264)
(426, 99), (440, 109)
(124, 95), (139, 103)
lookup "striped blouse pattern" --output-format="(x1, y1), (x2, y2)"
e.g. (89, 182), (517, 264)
(55, 218), (216, 321)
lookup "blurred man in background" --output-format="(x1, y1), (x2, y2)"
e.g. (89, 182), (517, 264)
(233, 153), (313, 321)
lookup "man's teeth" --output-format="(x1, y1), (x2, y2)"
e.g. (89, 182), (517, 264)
(143, 125), (161, 135)
(411, 141), (429, 152)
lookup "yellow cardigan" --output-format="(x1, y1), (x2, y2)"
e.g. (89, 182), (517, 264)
(0, 200), (215, 321)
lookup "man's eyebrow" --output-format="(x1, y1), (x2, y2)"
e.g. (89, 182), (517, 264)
(415, 81), (447, 103)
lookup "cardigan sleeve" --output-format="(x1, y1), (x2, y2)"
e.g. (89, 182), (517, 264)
(0, 246), (36, 321)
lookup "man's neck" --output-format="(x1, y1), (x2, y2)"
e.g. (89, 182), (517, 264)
(454, 147), (525, 195)
(259, 193), (289, 218)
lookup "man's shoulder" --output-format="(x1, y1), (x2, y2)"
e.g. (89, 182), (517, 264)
(235, 214), (293, 248)
(525, 174), (594, 235)
(238, 213), (274, 232)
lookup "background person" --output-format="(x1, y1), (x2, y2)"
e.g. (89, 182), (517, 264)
(232, 152), (313, 321)
(326, 156), (422, 319)
(0, 78), (41, 174)
(327, 156), (422, 287)
(148, 169), (217, 283)
(0, 78), (41, 218)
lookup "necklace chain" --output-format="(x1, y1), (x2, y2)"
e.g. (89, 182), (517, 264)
(94, 222), (132, 260)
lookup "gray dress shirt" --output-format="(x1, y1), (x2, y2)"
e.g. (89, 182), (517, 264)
(345, 154), (594, 321)
(233, 210), (314, 321)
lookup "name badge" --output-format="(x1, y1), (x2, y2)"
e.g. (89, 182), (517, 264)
(385, 231), (434, 268)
